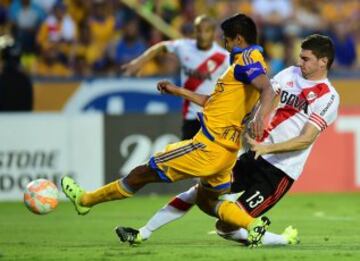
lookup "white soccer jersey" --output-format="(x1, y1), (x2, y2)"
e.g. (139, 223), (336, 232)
(261, 66), (340, 180)
(164, 39), (229, 120)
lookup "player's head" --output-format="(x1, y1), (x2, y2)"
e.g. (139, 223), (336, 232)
(194, 15), (216, 50)
(298, 34), (335, 79)
(220, 13), (257, 52)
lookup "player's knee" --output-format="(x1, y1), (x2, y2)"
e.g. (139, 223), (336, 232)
(124, 164), (161, 190)
(196, 194), (217, 217)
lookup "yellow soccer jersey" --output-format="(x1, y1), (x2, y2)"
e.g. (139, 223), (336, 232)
(198, 45), (267, 151)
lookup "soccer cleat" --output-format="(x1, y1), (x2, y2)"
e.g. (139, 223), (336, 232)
(61, 176), (90, 215)
(247, 216), (271, 248)
(282, 226), (300, 245)
(115, 226), (143, 246)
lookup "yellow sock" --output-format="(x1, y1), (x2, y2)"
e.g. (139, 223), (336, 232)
(217, 201), (254, 229)
(80, 180), (133, 207)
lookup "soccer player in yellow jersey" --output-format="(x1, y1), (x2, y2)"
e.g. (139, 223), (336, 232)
(61, 13), (276, 247)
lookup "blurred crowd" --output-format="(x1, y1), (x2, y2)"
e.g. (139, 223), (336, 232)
(0, 0), (359, 78)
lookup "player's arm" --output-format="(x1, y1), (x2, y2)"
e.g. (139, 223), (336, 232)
(121, 42), (168, 76)
(157, 80), (209, 107)
(248, 74), (276, 140)
(246, 123), (320, 159)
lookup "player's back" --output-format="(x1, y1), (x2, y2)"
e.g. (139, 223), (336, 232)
(197, 45), (267, 151)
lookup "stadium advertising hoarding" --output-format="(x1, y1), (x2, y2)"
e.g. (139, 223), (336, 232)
(33, 78), (181, 114)
(0, 114), (103, 200)
(33, 78), (360, 112)
(1, 109), (360, 200)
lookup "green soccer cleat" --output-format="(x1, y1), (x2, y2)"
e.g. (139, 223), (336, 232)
(247, 216), (271, 248)
(115, 226), (143, 246)
(61, 176), (90, 215)
(282, 225), (300, 245)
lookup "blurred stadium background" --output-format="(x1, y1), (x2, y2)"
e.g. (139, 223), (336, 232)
(0, 0), (360, 260)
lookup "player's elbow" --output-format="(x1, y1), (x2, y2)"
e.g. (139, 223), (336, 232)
(199, 96), (210, 107)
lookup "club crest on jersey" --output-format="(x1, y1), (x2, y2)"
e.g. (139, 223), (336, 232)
(207, 60), (217, 72)
(306, 91), (317, 102)
(280, 90), (308, 113)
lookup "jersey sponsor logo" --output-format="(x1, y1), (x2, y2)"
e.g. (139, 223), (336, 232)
(221, 126), (242, 144)
(286, 81), (294, 87)
(280, 90), (309, 114)
(320, 94), (335, 117)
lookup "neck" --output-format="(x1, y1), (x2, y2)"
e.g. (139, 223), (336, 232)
(197, 42), (212, 51)
(303, 70), (327, 81)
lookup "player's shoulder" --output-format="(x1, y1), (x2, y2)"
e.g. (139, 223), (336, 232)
(244, 46), (265, 60)
(164, 38), (194, 48)
(177, 38), (196, 47)
(321, 80), (340, 102)
(232, 45), (264, 65)
(278, 66), (299, 76)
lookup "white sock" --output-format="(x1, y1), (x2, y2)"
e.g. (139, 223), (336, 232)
(262, 231), (287, 245)
(139, 186), (198, 240)
(217, 228), (288, 245)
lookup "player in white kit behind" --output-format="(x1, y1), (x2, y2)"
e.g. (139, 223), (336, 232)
(116, 34), (339, 246)
(122, 15), (229, 139)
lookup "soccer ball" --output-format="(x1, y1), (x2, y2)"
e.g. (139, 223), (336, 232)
(24, 179), (59, 215)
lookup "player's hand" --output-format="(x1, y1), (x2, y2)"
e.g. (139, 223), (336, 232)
(245, 133), (269, 159)
(157, 80), (178, 95)
(121, 62), (140, 76)
(248, 115), (265, 141)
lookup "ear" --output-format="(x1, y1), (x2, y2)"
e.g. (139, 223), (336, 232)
(319, 57), (328, 69)
(235, 34), (245, 46)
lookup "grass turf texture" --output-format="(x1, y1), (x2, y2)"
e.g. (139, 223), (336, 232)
(1, 193), (360, 261)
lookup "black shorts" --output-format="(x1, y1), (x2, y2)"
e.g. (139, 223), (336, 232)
(231, 151), (294, 217)
(182, 119), (201, 140)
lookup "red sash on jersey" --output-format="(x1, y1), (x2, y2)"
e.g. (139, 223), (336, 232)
(261, 83), (330, 141)
(182, 52), (226, 118)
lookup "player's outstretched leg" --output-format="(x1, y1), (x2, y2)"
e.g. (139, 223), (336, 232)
(61, 176), (90, 215)
(215, 220), (299, 246)
(61, 165), (162, 215)
(115, 185), (198, 245)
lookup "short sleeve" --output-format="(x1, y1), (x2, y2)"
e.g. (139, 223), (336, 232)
(308, 93), (339, 131)
(163, 40), (181, 54)
(233, 49), (266, 84)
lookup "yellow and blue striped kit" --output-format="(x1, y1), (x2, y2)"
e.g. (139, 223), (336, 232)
(149, 45), (267, 190)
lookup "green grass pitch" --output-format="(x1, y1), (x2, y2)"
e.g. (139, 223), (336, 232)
(1, 193), (360, 261)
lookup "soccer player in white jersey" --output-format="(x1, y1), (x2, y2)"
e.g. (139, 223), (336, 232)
(116, 34), (339, 246)
(122, 15), (229, 139)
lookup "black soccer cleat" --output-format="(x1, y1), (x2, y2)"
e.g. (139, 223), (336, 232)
(115, 226), (143, 246)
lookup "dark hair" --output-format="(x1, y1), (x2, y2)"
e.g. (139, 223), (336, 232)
(301, 34), (335, 70)
(220, 13), (257, 44)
